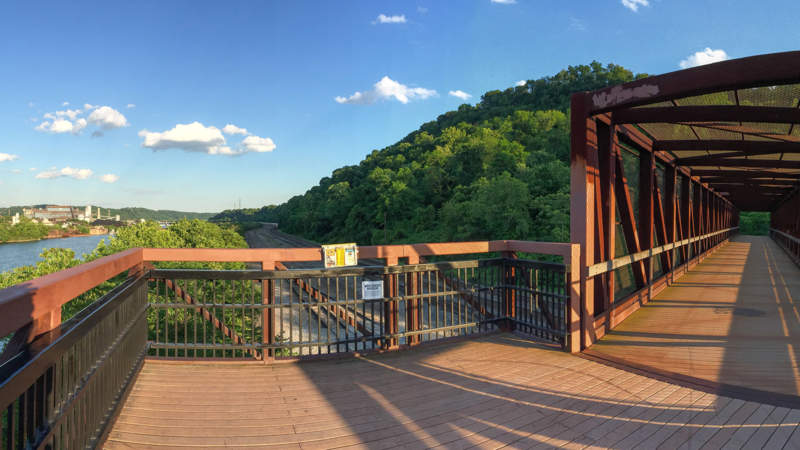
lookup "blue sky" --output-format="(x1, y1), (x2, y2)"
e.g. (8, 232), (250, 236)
(0, 0), (797, 212)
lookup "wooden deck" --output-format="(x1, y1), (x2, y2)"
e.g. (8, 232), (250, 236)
(586, 235), (800, 403)
(104, 333), (799, 449)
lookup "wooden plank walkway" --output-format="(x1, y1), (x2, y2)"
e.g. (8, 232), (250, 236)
(586, 235), (800, 403)
(104, 333), (799, 449)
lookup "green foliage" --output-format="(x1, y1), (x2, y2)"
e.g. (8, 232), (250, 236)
(0, 220), (249, 321)
(0, 217), (50, 243)
(211, 206), (280, 223)
(739, 211), (770, 235)
(227, 62), (643, 245)
(94, 207), (215, 221)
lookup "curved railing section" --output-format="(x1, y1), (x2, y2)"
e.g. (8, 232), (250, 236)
(0, 240), (579, 449)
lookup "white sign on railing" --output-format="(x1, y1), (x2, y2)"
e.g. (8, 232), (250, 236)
(362, 280), (384, 300)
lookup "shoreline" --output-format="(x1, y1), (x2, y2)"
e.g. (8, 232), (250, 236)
(1, 233), (108, 245)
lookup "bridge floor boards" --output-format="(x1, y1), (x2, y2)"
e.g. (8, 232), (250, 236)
(586, 235), (800, 403)
(103, 333), (799, 449)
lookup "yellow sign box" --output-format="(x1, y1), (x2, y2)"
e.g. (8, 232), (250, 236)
(322, 243), (358, 268)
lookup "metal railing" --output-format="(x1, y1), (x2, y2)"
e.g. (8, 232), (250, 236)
(770, 228), (800, 266)
(146, 257), (569, 359)
(0, 275), (147, 449)
(0, 239), (579, 447)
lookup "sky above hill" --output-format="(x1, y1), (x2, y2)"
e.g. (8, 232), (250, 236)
(0, 0), (797, 212)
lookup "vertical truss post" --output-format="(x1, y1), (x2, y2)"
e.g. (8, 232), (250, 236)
(406, 255), (420, 346)
(570, 93), (596, 349)
(384, 256), (399, 348)
(502, 251), (518, 331)
(665, 165), (677, 274)
(681, 176), (691, 262)
(639, 145), (655, 296)
(261, 260), (275, 362)
(597, 121), (614, 320)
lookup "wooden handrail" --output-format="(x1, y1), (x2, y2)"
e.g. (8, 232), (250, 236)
(0, 240), (580, 347)
(586, 227), (738, 278)
(0, 248), (143, 339)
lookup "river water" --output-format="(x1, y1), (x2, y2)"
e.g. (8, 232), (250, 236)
(0, 235), (109, 273)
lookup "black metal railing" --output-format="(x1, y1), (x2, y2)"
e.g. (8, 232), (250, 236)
(504, 259), (569, 343)
(146, 257), (569, 360)
(0, 275), (148, 449)
(770, 228), (800, 266)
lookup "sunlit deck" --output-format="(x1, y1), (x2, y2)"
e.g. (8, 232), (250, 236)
(586, 236), (800, 404)
(104, 333), (800, 449)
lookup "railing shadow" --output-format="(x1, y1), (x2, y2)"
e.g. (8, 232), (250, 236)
(587, 235), (800, 405)
(285, 333), (797, 448)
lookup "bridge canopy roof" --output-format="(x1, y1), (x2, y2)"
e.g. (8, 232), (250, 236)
(581, 50), (800, 211)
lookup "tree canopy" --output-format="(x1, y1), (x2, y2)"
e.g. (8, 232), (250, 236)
(213, 62), (645, 245)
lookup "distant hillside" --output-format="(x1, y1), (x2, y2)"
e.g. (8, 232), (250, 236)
(0, 206), (214, 222)
(100, 207), (215, 221)
(212, 62), (647, 245)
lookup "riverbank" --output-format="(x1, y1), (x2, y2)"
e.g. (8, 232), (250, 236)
(0, 234), (109, 272)
(0, 232), (107, 245)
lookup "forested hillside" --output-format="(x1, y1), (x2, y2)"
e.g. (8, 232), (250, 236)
(213, 62), (647, 244)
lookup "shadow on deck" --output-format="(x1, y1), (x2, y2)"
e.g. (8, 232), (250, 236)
(585, 235), (800, 408)
(105, 333), (800, 449)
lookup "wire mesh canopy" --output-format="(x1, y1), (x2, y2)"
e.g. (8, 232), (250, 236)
(582, 51), (800, 211)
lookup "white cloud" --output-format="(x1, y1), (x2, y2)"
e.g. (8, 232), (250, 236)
(139, 121), (274, 156)
(127, 103), (136, 109)
(375, 14), (406, 24)
(139, 122), (225, 153)
(417, 6), (428, 13)
(100, 173), (119, 183)
(621, 0), (648, 12)
(242, 135), (276, 153)
(36, 167), (93, 180)
(679, 48), (729, 69)
(36, 118), (87, 134)
(62, 101), (69, 106)
(0, 153), (19, 162)
(335, 76), (437, 105)
(35, 104), (124, 135)
(29, 167), (36, 171)
(448, 90), (472, 100)
(222, 124), (249, 135)
(11, 169), (22, 174)
(88, 106), (128, 130)
(491, 0), (517, 4)
(515, 80), (527, 87)
(56, 109), (81, 120)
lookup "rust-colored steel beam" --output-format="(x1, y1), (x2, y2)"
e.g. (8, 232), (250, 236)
(598, 121), (616, 314)
(665, 165), (677, 269)
(702, 178), (799, 186)
(585, 50), (800, 113)
(692, 169), (800, 179)
(654, 186), (672, 270)
(656, 140), (800, 154)
(678, 154), (800, 167)
(712, 185), (794, 194)
(639, 147), (655, 282)
(614, 105), (800, 125)
(615, 151), (647, 287)
(570, 92), (596, 349)
(685, 159), (800, 169)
